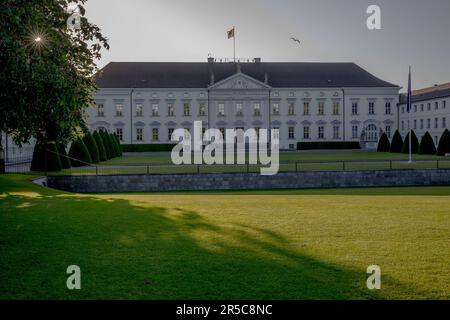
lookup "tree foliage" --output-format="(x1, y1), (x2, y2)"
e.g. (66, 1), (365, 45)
(377, 132), (391, 152)
(436, 129), (450, 156)
(418, 132), (437, 155)
(389, 130), (403, 153)
(68, 138), (92, 167)
(30, 142), (62, 172)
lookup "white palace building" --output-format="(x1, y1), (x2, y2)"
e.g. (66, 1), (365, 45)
(86, 58), (401, 150)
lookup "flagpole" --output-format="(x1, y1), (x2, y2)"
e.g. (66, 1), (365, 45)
(233, 26), (236, 63)
(408, 66), (413, 164)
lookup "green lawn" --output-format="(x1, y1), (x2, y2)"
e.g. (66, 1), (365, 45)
(1, 174), (449, 299)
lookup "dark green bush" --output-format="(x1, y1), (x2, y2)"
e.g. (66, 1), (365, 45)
(100, 130), (112, 159)
(121, 144), (178, 152)
(109, 133), (120, 157)
(418, 132), (437, 155)
(57, 144), (71, 169)
(93, 131), (107, 162)
(30, 142), (62, 172)
(83, 131), (100, 163)
(402, 130), (419, 154)
(113, 133), (122, 156)
(436, 129), (450, 156)
(68, 138), (92, 167)
(390, 130), (403, 153)
(297, 141), (360, 150)
(377, 133), (391, 152)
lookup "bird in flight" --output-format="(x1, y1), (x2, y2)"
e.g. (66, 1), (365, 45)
(290, 37), (301, 44)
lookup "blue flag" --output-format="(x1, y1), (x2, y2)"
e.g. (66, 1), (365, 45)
(406, 66), (412, 113)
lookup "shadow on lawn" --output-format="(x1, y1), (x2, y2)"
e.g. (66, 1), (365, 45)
(0, 182), (427, 299)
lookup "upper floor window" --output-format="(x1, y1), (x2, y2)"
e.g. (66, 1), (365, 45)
(332, 102), (339, 115)
(236, 103), (243, 116)
(136, 103), (143, 117)
(272, 103), (280, 115)
(443, 100), (447, 109)
(218, 103), (225, 116)
(435, 118), (438, 129)
(303, 102), (309, 115)
(152, 104), (159, 117)
(115, 103), (124, 117)
(427, 103), (431, 111)
(385, 102), (391, 115)
(317, 102), (325, 115)
(414, 105), (417, 112)
(167, 103), (174, 116)
(97, 103), (104, 117)
(420, 104), (424, 112)
(420, 119), (424, 129)
(253, 103), (261, 116)
(435, 102), (439, 110)
(183, 103), (191, 116)
(443, 117), (447, 128)
(352, 102), (358, 115)
(288, 102), (295, 115)
(199, 103), (207, 116)
(368, 102), (375, 115)
(427, 118), (431, 129)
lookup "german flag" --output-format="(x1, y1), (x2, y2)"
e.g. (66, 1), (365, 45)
(227, 27), (235, 39)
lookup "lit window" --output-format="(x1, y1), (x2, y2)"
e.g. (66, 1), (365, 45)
(136, 103), (143, 117)
(303, 102), (309, 115)
(288, 102), (295, 115)
(97, 103), (105, 117)
(115, 103), (124, 117)
(152, 104), (159, 116)
(318, 102), (325, 115)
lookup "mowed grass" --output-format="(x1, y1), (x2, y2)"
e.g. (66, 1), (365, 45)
(1, 174), (449, 299)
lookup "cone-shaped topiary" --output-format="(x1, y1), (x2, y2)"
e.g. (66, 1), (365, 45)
(109, 133), (120, 157)
(100, 130), (112, 159)
(436, 129), (450, 156)
(402, 130), (419, 154)
(377, 132), (391, 152)
(390, 130), (403, 153)
(93, 131), (107, 162)
(68, 138), (92, 167)
(57, 144), (71, 169)
(418, 132), (437, 155)
(30, 142), (62, 172)
(113, 133), (122, 156)
(83, 131), (100, 163)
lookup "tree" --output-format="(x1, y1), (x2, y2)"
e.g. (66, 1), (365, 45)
(30, 142), (62, 172)
(113, 133), (122, 156)
(57, 144), (71, 169)
(83, 131), (100, 163)
(0, 1), (108, 169)
(402, 130), (419, 154)
(109, 133), (120, 157)
(390, 130), (403, 153)
(93, 131), (107, 161)
(418, 132), (437, 155)
(68, 138), (92, 167)
(377, 132), (391, 152)
(436, 129), (450, 156)
(100, 130), (112, 159)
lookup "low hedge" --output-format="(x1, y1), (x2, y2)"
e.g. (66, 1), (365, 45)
(121, 144), (177, 152)
(297, 141), (360, 150)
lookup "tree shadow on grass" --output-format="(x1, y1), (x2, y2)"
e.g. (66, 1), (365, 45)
(0, 180), (432, 300)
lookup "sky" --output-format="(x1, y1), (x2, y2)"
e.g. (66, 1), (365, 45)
(84, 0), (450, 91)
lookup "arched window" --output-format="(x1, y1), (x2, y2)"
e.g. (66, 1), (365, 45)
(366, 124), (378, 141)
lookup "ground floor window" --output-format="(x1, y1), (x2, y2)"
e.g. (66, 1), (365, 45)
(352, 126), (358, 139)
(168, 128), (174, 140)
(152, 128), (159, 141)
(385, 125), (391, 138)
(115, 128), (123, 141)
(136, 128), (143, 141)
(318, 126), (324, 139)
(333, 126), (339, 139)
(303, 126), (310, 139)
(288, 127), (295, 140)
(366, 124), (378, 141)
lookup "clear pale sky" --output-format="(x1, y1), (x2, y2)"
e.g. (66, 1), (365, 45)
(84, 0), (450, 91)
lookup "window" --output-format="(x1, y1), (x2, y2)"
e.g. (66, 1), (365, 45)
(401, 121), (404, 131)
(218, 103), (225, 116)
(136, 128), (143, 141)
(427, 103), (431, 111)
(303, 127), (310, 139)
(168, 128), (174, 140)
(152, 128), (159, 141)
(332, 102), (339, 115)
(366, 124), (378, 141)
(317, 102), (324, 115)
(442, 117), (446, 129)
(236, 103), (243, 116)
(272, 103), (280, 115)
(420, 104), (424, 112)
(420, 119), (424, 129)
(288, 102), (295, 115)
(183, 103), (190, 116)
(199, 103), (206, 116)
(116, 128), (123, 141)
(167, 103), (174, 117)
(288, 127), (295, 140)
(414, 105), (417, 112)
(443, 101), (447, 109)
(386, 126), (391, 138)
(151, 104), (159, 117)
(97, 103), (104, 117)
(318, 126), (325, 139)
(115, 103), (123, 117)
(352, 102), (358, 115)
(385, 102), (391, 115)
(333, 126), (339, 139)
(352, 126), (358, 139)
(273, 127), (280, 140)
(136, 103), (143, 117)
(369, 102), (375, 115)
(427, 118), (431, 129)
(254, 103), (261, 116)
(435, 118), (438, 129)
(435, 102), (439, 110)
(413, 120), (417, 130)
(303, 102), (309, 115)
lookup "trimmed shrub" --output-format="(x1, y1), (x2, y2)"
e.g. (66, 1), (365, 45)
(57, 144), (71, 169)
(418, 132), (437, 155)
(83, 131), (100, 163)
(109, 133), (120, 157)
(401, 130), (419, 154)
(436, 129), (450, 156)
(297, 141), (360, 150)
(30, 142), (62, 172)
(377, 133), (391, 152)
(100, 130), (112, 159)
(390, 130), (403, 153)
(68, 138), (92, 167)
(121, 144), (178, 152)
(113, 133), (122, 156)
(93, 131), (107, 162)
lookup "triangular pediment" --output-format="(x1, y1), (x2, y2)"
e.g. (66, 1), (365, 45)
(209, 72), (271, 90)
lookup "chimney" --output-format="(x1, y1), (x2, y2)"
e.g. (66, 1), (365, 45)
(207, 57), (214, 63)
(254, 57), (261, 63)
